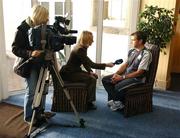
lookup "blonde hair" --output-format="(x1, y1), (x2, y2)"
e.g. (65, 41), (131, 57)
(30, 5), (49, 26)
(78, 31), (93, 47)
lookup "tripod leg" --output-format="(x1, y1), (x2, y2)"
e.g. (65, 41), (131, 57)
(27, 110), (36, 136)
(27, 67), (49, 137)
(63, 88), (85, 127)
(51, 65), (85, 127)
(33, 67), (48, 108)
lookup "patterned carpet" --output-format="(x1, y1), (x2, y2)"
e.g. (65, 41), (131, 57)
(2, 89), (180, 138)
(0, 102), (28, 138)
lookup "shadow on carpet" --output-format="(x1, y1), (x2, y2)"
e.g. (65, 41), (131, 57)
(0, 102), (28, 138)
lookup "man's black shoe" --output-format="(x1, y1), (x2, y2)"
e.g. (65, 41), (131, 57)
(87, 102), (97, 110)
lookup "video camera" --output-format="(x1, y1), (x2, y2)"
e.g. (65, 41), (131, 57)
(29, 16), (78, 52)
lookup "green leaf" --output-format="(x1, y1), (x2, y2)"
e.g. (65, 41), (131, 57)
(137, 5), (175, 52)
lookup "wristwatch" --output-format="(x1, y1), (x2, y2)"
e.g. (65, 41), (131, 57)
(122, 75), (126, 79)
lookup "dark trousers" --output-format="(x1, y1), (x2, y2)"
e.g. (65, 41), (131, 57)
(102, 74), (142, 102)
(60, 71), (97, 103)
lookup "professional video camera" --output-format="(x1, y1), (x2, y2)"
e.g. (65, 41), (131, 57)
(29, 16), (78, 52)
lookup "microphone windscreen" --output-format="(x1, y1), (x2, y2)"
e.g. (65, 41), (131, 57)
(113, 59), (123, 65)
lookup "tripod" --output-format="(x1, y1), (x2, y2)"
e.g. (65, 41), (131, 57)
(26, 51), (85, 137)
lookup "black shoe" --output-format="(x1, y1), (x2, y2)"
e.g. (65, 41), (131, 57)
(87, 102), (97, 110)
(34, 116), (47, 127)
(42, 111), (56, 119)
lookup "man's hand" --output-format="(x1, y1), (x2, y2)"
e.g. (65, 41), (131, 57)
(111, 73), (123, 84)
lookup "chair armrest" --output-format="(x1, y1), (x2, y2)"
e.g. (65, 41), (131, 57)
(63, 81), (87, 88)
(125, 83), (153, 95)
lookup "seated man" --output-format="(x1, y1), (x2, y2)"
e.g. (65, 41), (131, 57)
(102, 31), (152, 111)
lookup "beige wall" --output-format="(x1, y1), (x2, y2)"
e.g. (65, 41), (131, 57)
(140, 0), (176, 90)
(141, 0), (176, 10)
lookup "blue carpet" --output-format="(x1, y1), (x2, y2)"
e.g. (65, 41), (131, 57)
(4, 89), (180, 138)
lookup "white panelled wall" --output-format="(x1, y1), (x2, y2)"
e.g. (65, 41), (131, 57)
(0, 0), (8, 101)
(0, 0), (31, 99)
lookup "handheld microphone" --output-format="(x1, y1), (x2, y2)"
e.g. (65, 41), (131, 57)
(113, 59), (123, 65)
(68, 30), (78, 34)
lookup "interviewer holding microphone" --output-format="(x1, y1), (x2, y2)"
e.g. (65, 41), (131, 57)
(60, 31), (114, 110)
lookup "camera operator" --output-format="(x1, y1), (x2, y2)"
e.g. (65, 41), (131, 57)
(60, 31), (114, 110)
(12, 5), (54, 126)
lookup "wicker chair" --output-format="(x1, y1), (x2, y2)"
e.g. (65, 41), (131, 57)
(120, 44), (160, 117)
(51, 74), (88, 112)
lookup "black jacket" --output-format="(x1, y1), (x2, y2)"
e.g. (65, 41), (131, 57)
(12, 20), (32, 59)
(60, 45), (106, 74)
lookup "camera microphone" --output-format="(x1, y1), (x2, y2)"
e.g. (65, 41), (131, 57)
(113, 59), (123, 65)
(68, 30), (78, 34)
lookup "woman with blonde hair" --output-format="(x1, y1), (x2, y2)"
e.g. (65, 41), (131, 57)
(12, 5), (50, 125)
(60, 31), (114, 110)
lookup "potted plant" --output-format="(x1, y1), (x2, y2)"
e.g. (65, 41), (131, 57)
(137, 5), (175, 53)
